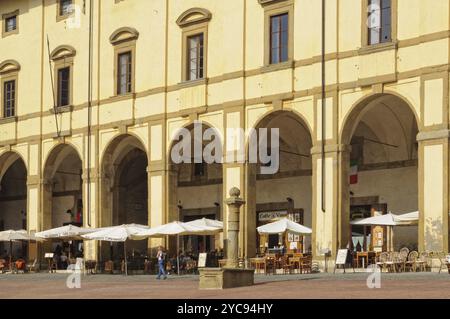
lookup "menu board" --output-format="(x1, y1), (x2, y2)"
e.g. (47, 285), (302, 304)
(335, 249), (348, 265)
(198, 253), (207, 268)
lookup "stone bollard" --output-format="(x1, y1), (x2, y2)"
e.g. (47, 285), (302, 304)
(224, 187), (245, 269)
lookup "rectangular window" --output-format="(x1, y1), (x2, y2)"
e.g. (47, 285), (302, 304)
(117, 52), (132, 95)
(368, 0), (392, 45)
(3, 80), (16, 118)
(187, 33), (204, 81)
(5, 15), (16, 33)
(60, 0), (73, 16)
(194, 162), (206, 177)
(57, 67), (70, 107)
(270, 13), (289, 64)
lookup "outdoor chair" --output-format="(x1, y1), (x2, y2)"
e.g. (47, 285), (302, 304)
(299, 255), (312, 274)
(218, 259), (227, 268)
(398, 248), (409, 272)
(280, 255), (292, 275)
(104, 260), (114, 274)
(26, 259), (38, 273)
(384, 252), (396, 272)
(264, 256), (276, 275)
(405, 251), (419, 272)
(0, 259), (6, 273)
(289, 256), (301, 274)
(416, 252), (429, 272)
(434, 252), (448, 274)
(376, 252), (389, 272)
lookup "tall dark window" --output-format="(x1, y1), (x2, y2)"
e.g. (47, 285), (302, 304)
(194, 162), (206, 177)
(117, 52), (132, 95)
(60, 0), (73, 16)
(3, 80), (16, 118)
(270, 13), (289, 64)
(57, 67), (70, 107)
(5, 15), (17, 33)
(187, 33), (204, 81)
(368, 0), (392, 45)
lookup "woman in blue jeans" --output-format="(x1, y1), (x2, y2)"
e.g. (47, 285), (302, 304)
(156, 246), (167, 280)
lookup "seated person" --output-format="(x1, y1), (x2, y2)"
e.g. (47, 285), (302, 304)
(15, 258), (26, 271)
(60, 253), (68, 269)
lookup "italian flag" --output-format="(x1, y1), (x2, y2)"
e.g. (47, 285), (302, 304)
(349, 160), (358, 185)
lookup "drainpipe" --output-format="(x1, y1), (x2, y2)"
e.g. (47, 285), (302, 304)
(86, 0), (93, 227)
(321, 0), (326, 213)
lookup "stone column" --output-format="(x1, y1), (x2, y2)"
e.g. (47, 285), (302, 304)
(417, 130), (450, 253)
(225, 187), (245, 268)
(311, 144), (351, 268)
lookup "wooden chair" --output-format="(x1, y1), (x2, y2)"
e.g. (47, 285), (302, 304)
(14, 259), (26, 274)
(289, 256), (301, 273)
(264, 256), (276, 275)
(376, 252), (389, 272)
(218, 259), (228, 268)
(405, 251), (419, 272)
(104, 260), (114, 274)
(280, 255), (292, 274)
(0, 259), (6, 273)
(299, 255), (312, 274)
(26, 259), (38, 273)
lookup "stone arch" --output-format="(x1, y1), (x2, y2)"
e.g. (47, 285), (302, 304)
(339, 93), (420, 252)
(167, 120), (223, 165)
(246, 109), (314, 257)
(176, 8), (212, 28)
(42, 144), (83, 231)
(0, 151), (27, 184)
(99, 134), (149, 259)
(246, 109), (313, 160)
(340, 92), (420, 146)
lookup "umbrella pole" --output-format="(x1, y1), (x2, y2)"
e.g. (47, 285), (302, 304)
(177, 234), (180, 276)
(124, 240), (128, 276)
(9, 240), (12, 272)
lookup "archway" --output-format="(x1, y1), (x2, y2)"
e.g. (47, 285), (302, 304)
(42, 144), (83, 257)
(101, 134), (148, 261)
(250, 111), (313, 256)
(0, 152), (27, 259)
(341, 94), (419, 253)
(168, 122), (223, 257)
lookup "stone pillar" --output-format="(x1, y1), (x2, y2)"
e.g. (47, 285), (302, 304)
(311, 144), (351, 267)
(417, 130), (450, 253)
(26, 175), (41, 262)
(224, 187), (245, 268)
(82, 168), (100, 261)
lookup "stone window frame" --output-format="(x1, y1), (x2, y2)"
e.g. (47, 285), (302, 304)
(260, 0), (294, 68)
(2, 9), (19, 38)
(360, 0), (398, 54)
(0, 60), (20, 120)
(57, 0), (74, 22)
(110, 27), (139, 97)
(177, 8), (212, 83)
(50, 45), (76, 112)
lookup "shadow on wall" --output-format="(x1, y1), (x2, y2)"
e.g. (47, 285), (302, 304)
(424, 217), (444, 252)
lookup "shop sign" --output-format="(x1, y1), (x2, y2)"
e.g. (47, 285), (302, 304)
(258, 211), (287, 221)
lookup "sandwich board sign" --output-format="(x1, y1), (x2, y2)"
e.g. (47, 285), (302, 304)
(333, 249), (355, 273)
(198, 253), (207, 268)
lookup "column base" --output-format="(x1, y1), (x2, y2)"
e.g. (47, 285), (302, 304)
(198, 267), (254, 290)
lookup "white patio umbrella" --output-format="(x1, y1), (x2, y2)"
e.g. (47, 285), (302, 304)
(185, 218), (223, 230)
(82, 224), (150, 275)
(35, 224), (99, 259)
(135, 221), (220, 275)
(257, 218), (312, 235)
(350, 212), (419, 251)
(393, 211), (419, 226)
(0, 230), (38, 271)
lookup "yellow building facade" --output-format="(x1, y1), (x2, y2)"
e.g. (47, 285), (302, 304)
(0, 0), (449, 265)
